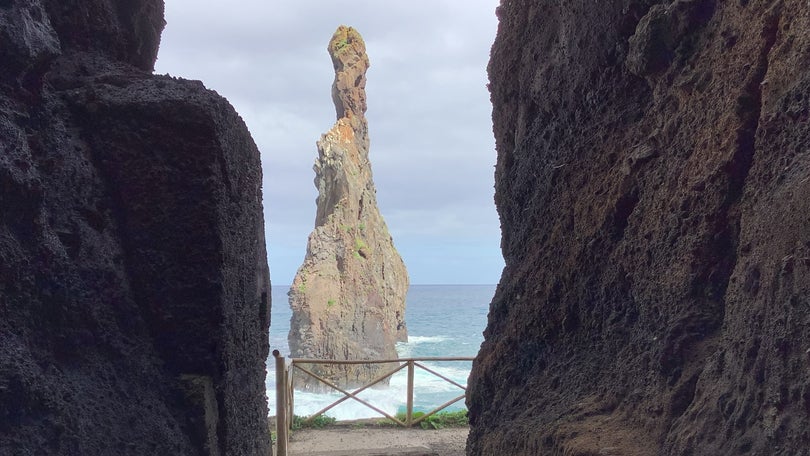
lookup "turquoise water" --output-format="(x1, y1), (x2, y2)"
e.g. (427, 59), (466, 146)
(266, 284), (494, 419)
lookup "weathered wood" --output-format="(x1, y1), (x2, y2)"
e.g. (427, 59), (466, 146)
(286, 358), (294, 433)
(294, 364), (405, 426)
(279, 355), (475, 429)
(295, 362), (408, 418)
(414, 362), (467, 391)
(410, 394), (467, 427)
(273, 350), (288, 456)
(406, 360), (415, 426)
(291, 357), (474, 365)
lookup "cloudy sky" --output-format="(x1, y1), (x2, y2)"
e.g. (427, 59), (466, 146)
(155, 0), (503, 285)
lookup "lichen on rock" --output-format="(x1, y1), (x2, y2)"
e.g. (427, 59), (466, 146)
(288, 25), (409, 389)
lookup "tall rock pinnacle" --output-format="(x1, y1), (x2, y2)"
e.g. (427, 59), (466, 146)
(288, 26), (409, 389)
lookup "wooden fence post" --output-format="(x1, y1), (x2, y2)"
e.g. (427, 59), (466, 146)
(286, 359), (294, 432)
(273, 350), (288, 456)
(406, 359), (415, 426)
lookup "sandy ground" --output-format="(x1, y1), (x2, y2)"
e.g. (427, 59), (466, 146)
(283, 425), (468, 456)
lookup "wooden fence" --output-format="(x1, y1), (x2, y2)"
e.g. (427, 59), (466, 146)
(272, 350), (474, 456)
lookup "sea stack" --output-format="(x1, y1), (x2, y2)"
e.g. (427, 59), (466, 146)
(288, 26), (409, 389)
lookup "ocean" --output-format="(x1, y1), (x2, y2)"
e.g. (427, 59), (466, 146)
(266, 284), (494, 420)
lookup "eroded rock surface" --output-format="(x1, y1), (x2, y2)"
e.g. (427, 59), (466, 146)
(468, 1), (810, 455)
(0, 1), (271, 455)
(288, 26), (408, 389)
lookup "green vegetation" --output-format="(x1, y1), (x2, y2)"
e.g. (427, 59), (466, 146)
(327, 299), (336, 308)
(283, 410), (468, 433)
(342, 223), (365, 233)
(334, 38), (349, 51)
(413, 410), (469, 430)
(353, 237), (369, 259)
(291, 414), (337, 430)
(419, 410), (469, 429)
(381, 410), (469, 430)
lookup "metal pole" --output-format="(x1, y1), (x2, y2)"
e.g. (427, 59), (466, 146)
(406, 359), (415, 426)
(273, 350), (288, 456)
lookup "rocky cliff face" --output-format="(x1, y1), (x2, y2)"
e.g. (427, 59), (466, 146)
(0, 1), (271, 455)
(288, 26), (409, 389)
(468, 1), (810, 455)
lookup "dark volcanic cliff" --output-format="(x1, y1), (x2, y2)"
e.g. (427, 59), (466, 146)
(468, 1), (810, 455)
(288, 26), (408, 389)
(0, 1), (271, 455)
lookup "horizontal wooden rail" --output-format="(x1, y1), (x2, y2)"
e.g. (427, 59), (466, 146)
(273, 351), (475, 456)
(294, 363), (409, 426)
(291, 356), (475, 364)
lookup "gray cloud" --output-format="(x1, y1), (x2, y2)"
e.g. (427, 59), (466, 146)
(157, 0), (503, 285)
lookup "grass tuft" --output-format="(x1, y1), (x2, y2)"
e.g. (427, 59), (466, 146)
(380, 410), (469, 430)
(291, 414), (337, 430)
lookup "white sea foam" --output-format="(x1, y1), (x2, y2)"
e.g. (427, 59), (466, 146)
(395, 336), (450, 358)
(404, 335), (449, 344)
(291, 386), (406, 420)
(266, 284), (494, 419)
(390, 365), (469, 395)
(267, 361), (471, 420)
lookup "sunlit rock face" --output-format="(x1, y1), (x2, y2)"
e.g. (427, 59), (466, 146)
(468, 1), (810, 455)
(0, 1), (271, 454)
(288, 26), (409, 390)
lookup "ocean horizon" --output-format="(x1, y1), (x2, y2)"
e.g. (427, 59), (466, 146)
(266, 284), (494, 419)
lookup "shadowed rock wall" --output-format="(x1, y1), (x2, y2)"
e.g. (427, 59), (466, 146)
(0, 1), (271, 455)
(468, 1), (810, 455)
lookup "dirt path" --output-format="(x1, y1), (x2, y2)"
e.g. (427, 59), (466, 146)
(285, 425), (468, 456)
